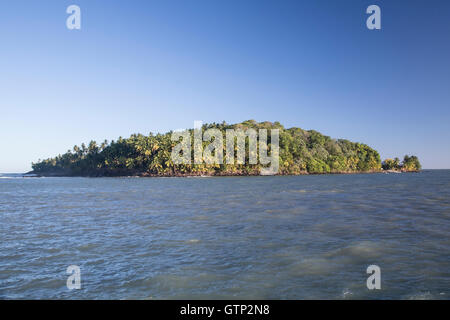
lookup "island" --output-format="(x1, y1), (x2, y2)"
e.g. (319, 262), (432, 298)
(30, 120), (421, 177)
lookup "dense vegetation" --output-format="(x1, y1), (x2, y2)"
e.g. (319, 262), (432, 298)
(31, 120), (418, 176)
(382, 155), (421, 172)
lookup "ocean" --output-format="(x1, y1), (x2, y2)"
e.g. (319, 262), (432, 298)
(0, 170), (449, 299)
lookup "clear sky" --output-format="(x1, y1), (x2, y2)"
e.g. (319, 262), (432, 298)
(1, 0), (449, 172)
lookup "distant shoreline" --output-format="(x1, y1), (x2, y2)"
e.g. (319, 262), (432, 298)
(24, 169), (420, 178)
(30, 121), (422, 178)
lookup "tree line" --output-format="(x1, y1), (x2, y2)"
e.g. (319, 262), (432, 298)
(382, 155), (421, 172)
(31, 120), (419, 176)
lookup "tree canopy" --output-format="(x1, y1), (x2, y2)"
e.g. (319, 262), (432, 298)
(31, 120), (417, 177)
(382, 155), (421, 172)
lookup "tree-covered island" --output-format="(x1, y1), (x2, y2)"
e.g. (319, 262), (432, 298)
(382, 155), (422, 172)
(30, 120), (421, 177)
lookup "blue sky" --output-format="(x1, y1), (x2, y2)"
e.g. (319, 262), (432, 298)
(1, 0), (449, 172)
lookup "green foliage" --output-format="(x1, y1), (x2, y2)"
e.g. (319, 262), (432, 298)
(402, 155), (421, 171)
(306, 158), (330, 174)
(382, 155), (421, 172)
(382, 158), (400, 170)
(32, 120), (384, 176)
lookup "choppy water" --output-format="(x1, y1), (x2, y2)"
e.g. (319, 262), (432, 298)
(0, 170), (449, 299)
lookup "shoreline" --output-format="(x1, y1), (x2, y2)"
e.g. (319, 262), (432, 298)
(25, 169), (420, 178)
